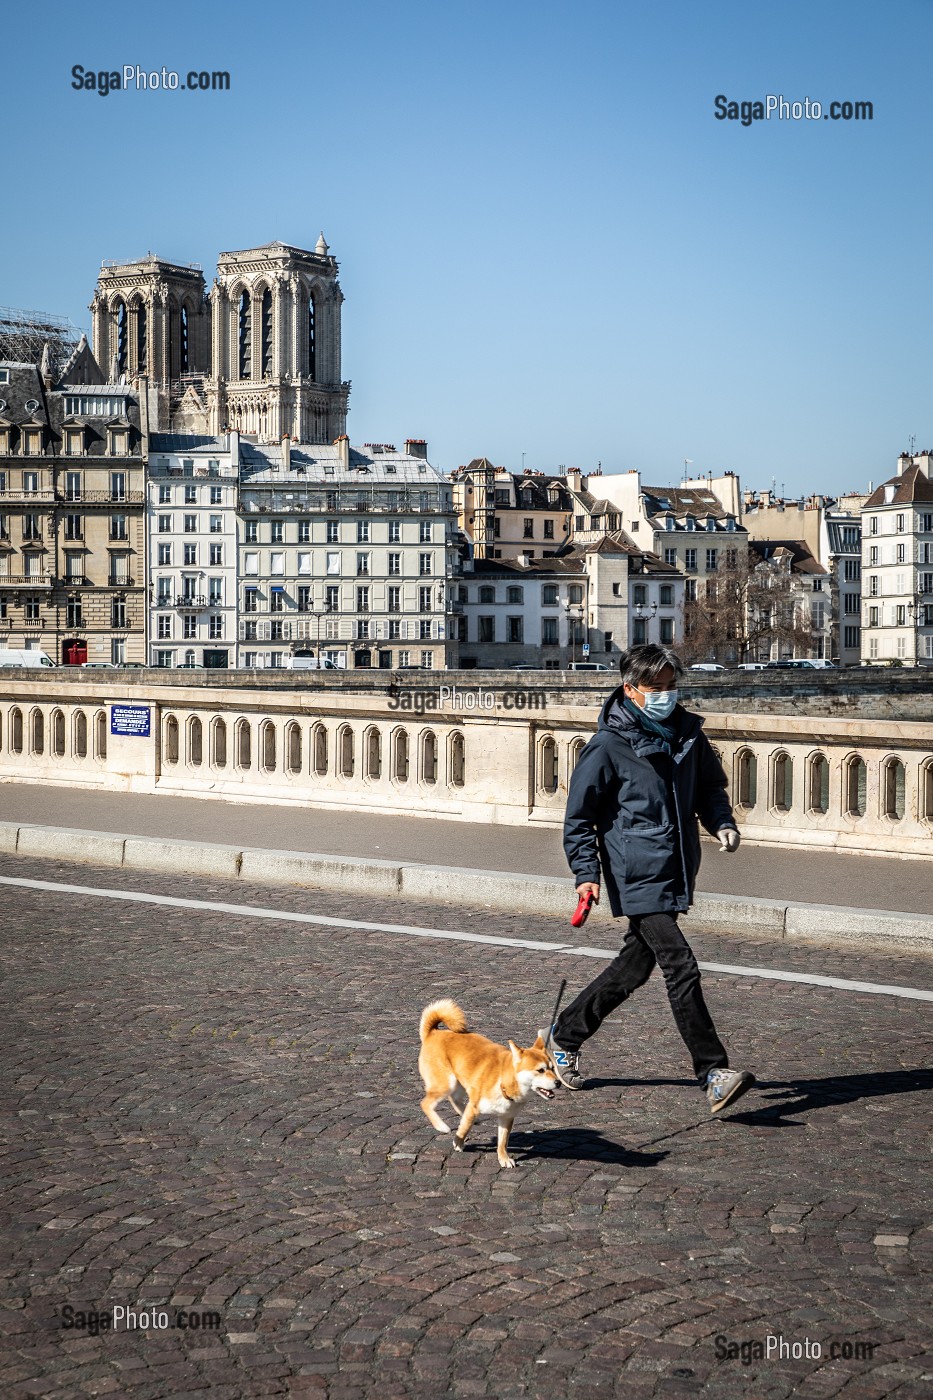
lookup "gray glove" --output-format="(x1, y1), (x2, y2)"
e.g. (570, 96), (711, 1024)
(717, 828), (740, 853)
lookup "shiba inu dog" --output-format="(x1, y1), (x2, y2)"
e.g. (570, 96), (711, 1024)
(418, 998), (559, 1168)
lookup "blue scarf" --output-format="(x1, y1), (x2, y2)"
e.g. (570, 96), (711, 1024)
(622, 695), (677, 754)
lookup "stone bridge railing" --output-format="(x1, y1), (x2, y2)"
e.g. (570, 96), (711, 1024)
(0, 672), (932, 858)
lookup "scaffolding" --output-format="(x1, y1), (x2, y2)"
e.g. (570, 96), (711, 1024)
(0, 305), (83, 377)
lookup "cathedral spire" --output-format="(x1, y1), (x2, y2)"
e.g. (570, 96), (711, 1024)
(315, 231), (329, 256)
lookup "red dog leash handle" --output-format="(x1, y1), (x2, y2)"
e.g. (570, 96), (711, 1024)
(571, 890), (595, 928)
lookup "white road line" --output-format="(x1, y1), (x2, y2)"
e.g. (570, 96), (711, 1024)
(564, 945), (933, 1001)
(0, 874), (567, 952)
(1, 872), (932, 1003)
(698, 959), (933, 1002)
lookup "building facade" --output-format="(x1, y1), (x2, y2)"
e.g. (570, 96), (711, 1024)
(451, 462), (573, 561)
(147, 435), (239, 668)
(237, 438), (459, 670)
(860, 452), (933, 666)
(742, 490), (862, 665)
(0, 357), (146, 665)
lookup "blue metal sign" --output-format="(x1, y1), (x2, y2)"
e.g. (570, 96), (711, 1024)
(110, 704), (151, 738)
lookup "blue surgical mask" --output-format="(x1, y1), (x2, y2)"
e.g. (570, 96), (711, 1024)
(639, 688), (678, 721)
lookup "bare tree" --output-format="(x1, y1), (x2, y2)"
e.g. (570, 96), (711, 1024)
(680, 553), (812, 665)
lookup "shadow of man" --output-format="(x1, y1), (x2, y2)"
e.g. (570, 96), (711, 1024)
(723, 1066), (933, 1128)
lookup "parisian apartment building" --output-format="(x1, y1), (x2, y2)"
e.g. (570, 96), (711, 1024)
(860, 451), (933, 666)
(450, 461), (574, 561)
(146, 434), (239, 668)
(742, 488), (863, 665)
(455, 536), (685, 668)
(144, 431), (460, 670)
(0, 348), (147, 665)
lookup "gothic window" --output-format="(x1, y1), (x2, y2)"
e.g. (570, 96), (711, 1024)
(238, 290), (252, 379)
(260, 288), (273, 375)
(135, 302), (147, 372)
(308, 294), (316, 381)
(115, 300), (128, 374)
(180, 305), (189, 373)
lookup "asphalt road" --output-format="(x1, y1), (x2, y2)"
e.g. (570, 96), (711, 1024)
(1, 851), (931, 1398)
(2, 781), (933, 915)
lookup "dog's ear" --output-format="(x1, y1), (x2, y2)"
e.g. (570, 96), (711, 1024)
(508, 1040), (522, 1066)
(532, 1032), (546, 1048)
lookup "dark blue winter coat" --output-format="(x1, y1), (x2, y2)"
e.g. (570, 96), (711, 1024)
(563, 686), (737, 918)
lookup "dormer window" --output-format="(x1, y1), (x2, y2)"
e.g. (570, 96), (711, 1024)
(21, 428), (42, 456)
(706, 516), (716, 531)
(108, 429), (128, 456)
(726, 516), (737, 532)
(685, 514), (696, 530)
(65, 428), (85, 456)
(664, 515), (675, 531)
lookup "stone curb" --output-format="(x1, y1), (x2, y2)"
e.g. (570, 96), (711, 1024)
(2, 820), (932, 952)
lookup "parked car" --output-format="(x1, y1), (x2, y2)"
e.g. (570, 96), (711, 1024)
(765, 658), (833, 670)
(0, 648), (56, 668)
(569, 661), (612, 671)
(689, 663), (726, 672)
(80, 661), (119, 669)
(736, 662), (767, 671)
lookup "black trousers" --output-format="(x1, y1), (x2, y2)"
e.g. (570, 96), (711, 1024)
(555, 911), (729, 1083)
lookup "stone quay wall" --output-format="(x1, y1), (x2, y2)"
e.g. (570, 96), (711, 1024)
(0, 670), (931, 858)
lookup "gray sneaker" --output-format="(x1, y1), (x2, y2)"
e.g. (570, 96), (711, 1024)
(706, 1068), (755, 1114)
(539, 1028), (585, 1090)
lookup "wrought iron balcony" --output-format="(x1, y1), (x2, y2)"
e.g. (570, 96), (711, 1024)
(175, 594), (208, 609)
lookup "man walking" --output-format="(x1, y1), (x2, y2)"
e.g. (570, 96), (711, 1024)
(543, 644), (755, 1114)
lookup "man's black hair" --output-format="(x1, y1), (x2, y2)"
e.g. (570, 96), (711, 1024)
(618, 644), (684, 688)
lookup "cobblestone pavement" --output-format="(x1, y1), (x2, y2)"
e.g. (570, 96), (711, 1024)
(1, 852), (932, 1399)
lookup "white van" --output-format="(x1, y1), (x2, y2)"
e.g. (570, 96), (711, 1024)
(288, 653), (345, 670)
(0, 649), (56, 669)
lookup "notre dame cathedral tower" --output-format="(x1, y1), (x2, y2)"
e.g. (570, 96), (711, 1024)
(90, 236), (350, 443)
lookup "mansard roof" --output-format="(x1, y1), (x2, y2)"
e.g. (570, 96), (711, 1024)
(642, 484), (735, 519)
(238, 440), (446, 486)
(150, 434), (224, 452)
(469, 556), (585, 579)
(748, 538), (827, 575)
(862, 464), (933, 508)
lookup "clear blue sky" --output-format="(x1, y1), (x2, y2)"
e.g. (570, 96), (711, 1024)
(3, 0), (930, 495)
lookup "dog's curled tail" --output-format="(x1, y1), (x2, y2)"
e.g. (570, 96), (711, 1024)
(419, 998), (467, 1042)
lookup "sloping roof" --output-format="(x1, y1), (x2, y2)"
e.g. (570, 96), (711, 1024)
(239, 441), (446, 486)
(749, 539), (827, 575)
(469, 556), (585, 578)
(862, 464), (933, 507)
(642, 485), (729, 517)
(576, 530), (641, 556)
(150, 434), (224, 452)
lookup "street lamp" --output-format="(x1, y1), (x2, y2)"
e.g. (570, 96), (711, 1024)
(564, 602), (584, 667)
(633, 600), (658, 644)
